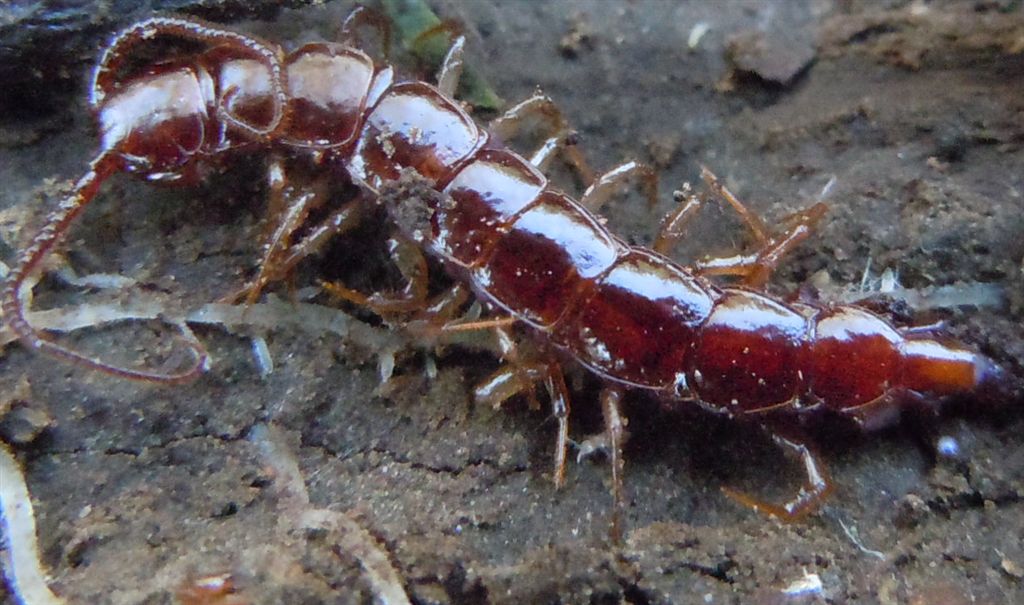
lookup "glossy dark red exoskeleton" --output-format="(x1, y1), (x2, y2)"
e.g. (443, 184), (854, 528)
(2, 11), (1018, 541)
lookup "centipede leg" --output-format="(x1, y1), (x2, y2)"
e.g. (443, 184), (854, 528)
(657, 168), (827, 286)
(422, 283), (472, 326)
(400, 18), (468, 97)
(697, 166), (770, 245)
(222, 191), (369, 304)
(695, 202), (827, 288)
(653, 184), (705, 256)
(415, 284), (519, 344)
(544, 361), (573, 488)
(262, 155), (289, 241)
(474, 349), (573, 487)
(339, 4), (392, 57)
(600, 387), (627, 544)
(721, 429), (833, 520)
(475, 326), (544, 412)
(489, 92), (595, 184)
(743, 202), (827, 287)
(436, 35), (466, 98)
(322, 232), (430, 316)
(840, 391), (907, 432)
(579, 160), (658, 213)
(698, 166), (828, 286)
(384, 233), (430, 310)
(241, 161), (331, 305)
(655, 169), (764, 257)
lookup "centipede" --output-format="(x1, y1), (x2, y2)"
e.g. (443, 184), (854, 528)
(2, 8), (1019, 542)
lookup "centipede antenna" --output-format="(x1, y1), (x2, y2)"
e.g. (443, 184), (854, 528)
(1, 153), (208, 384)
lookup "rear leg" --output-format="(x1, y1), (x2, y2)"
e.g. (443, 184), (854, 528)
(433, 27), (466, 98)
(321, 238), (515, 339)
(428, 23), (601, 191)
(652, 182), (703, 255)
(474, 325), (545, 414)
(491, 93), (660, 213)
(573, 387), (630, 543)
(479, 362), (631, 543)
(721, 429), (833, 520)
(398, 19), (468, 99)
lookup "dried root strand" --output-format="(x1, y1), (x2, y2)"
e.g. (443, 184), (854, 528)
(0, 441), (68, 605)
(0, 296), (406, 381)
(813, 265), (1007, 311)
(249, 424), (412, 605)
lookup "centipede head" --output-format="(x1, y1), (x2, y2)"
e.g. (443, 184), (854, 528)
(90, 17), (288, 182)
(94, 63), (210, 182)
(0, 17), (298, 383)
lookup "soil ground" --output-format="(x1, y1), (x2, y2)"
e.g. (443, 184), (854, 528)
(1, 1), (1023, 604)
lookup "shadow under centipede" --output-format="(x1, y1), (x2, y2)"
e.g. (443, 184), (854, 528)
(313, 204), (399, 306)
(617, 397), (940, 524)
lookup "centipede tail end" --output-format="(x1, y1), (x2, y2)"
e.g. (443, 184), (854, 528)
(901, 336), (1022, 412)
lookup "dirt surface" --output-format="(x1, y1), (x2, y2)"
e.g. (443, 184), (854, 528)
(2, 1), (1023, 604)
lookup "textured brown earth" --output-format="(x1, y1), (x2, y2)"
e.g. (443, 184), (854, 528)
(1, 1), (1023, 604)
